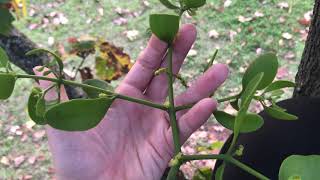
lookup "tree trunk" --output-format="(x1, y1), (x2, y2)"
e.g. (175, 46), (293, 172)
(0, 27), (83, 99)
(294, 0), (320, 97)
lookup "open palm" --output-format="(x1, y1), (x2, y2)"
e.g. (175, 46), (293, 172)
(35, 24), (228, 180)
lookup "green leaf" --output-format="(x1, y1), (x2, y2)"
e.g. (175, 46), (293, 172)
(36, 96), (46, 118)
(265, 106), (298, 120)
(0, 47), (9, 68)
(193, 167), (212, 180)
(83, 79), (113, 98)
(183, 0), (206, 9)
(240, 73), (264, 110)
(270, 89), (285, 97)
(230, 99), (239, 111)
(271, 100), (287, 112)
(214, 111), (264, 133)
(159, 0), (179, 9)
(264, 80), (295, 93)
(279, 155), (320, 180)
(28, 87), (47, 125)
(45, 97), (115, 131)
(0, 73), (15, 100)
(242, 53), (278, 90)
(203, 49), (218, 72)
(149, 14), (180, 43)
(0, 8), (14, 36)
(233, 73), (264, 136)
(26, 49), (64, 73)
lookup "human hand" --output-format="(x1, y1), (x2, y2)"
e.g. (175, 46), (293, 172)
(34, 24), (228, 180)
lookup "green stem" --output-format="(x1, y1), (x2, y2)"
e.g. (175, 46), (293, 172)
(15, 74), (167, 111)
(73, 57), (86, 79)
(182, 154), (227, 161)
(182, 155), (269, 180)
(167, 46), (181, 154)
(166, 162), (182, 180)
(227, 157), (269, 180)
(175, 94), (239, 111)
(166, 46), (182, 180)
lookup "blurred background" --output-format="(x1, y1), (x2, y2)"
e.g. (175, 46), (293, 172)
(0, 0), (314, 179)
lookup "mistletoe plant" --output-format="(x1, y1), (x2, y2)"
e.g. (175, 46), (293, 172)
(1, 0), (313, 179)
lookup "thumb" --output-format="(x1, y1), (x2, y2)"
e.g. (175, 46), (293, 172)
(33, 66), (69, 101)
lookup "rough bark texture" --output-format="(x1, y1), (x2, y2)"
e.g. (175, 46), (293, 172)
(0, 27), (83, 99)
(294, 0), (320, 97)
(0, 28), (50, 74)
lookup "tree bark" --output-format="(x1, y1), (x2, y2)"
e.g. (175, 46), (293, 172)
(0, 27), (83, 99)
(294, 0), (320, 97)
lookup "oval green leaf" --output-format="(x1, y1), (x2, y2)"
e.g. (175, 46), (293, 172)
(0, 8), (14, 36)
(214, 111), (264, 133)
(149, 14), (180, 43)
(83, 79), (113, 98)
(28, 87), (47, 125)
(240, 73), (264, 110)
(264, 80), (295, 93)
(36, 97), (46, 117)
(45, 97), (115, 131)
(159, 0), (179, 9)
(242, 53), (278, 90)
(279, 155), (320, 180)
(265, 106), (298, 120)
(184, 0), (206, 9)
(0, 47), (9, 68)
(0, 73), (15, 100)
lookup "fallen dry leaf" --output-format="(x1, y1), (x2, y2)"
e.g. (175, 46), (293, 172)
(238, 15), (253, 23)
(208, 29), (219, 39)
(284, 52), (295, 59)
(0, 156), (10, 166)
(224, 0), (232, 8)
(96, 41), (133, 82)
(22, 175), (33, 180)
(277, 67), (289, 79)
(282, 32), (293, 40)
(277, 2), (289, 9)
(27, 156), (37, 165)
(113, 17), (128, 26)
(33, 130), (46, 141)
(187, 49), (198, 57)
(254, 11), (264, 18)
(229, 30), (237, 41)
(14, 155), (25, 167)
(125, 30), (139, 41)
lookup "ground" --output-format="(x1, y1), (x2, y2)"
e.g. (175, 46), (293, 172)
(0, 0), (314, 179)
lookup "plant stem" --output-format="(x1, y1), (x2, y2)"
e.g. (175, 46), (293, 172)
(73, 57), (86, 79)
(182, 154), (227, 161)
(166, 46), (182, 180)
(227, 157), (269, 180)
(166, 161), (182, 180)
(175, 94), (239, 111)
(15, 74), (167, 110)
(182, 155), (269, 180)
(167, 46), (181, 154)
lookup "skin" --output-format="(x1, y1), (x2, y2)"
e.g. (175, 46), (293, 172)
(34, 24), (229, 180)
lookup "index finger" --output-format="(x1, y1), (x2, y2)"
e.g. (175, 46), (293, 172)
(119, 35), (168, 92)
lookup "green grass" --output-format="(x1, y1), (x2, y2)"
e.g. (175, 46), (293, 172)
(1, 0), (314, 178)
